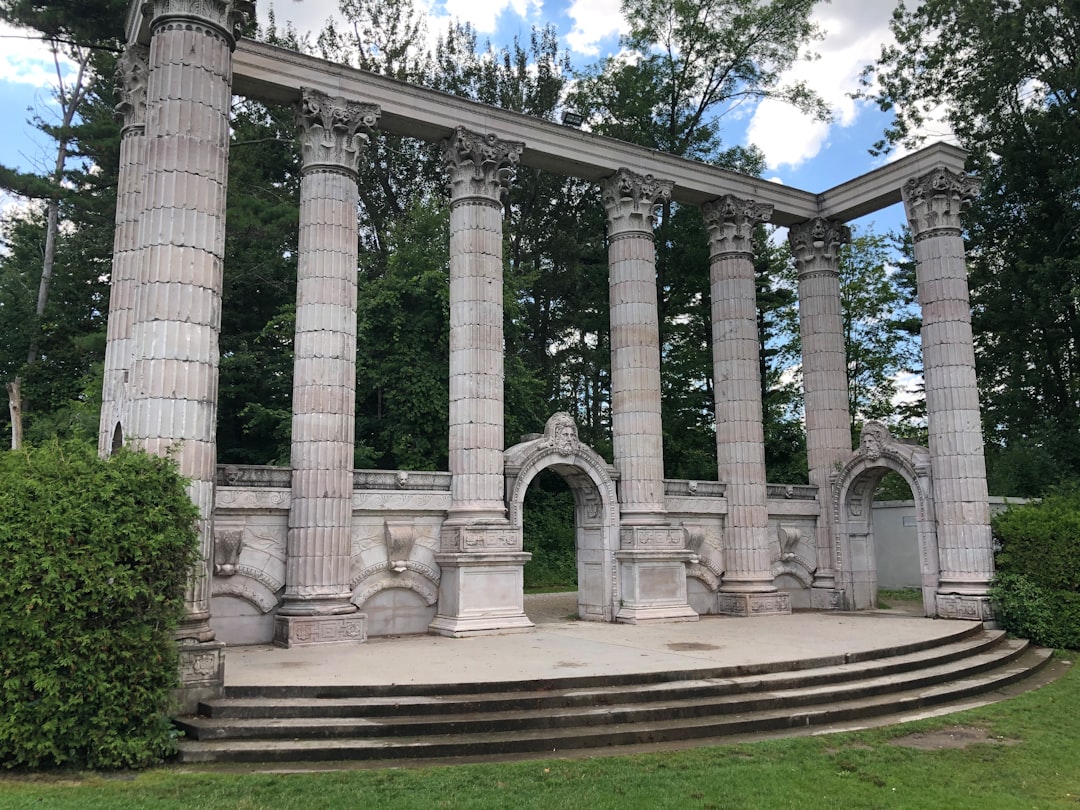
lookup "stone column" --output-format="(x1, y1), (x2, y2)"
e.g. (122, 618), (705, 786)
(789, 218), (852, 609)
(702, 196), (789, 617)
(602, 168), (697, 624)
(99, 44), (149, 457)
(273, 91), (378, 648)
(430, 127), (532, 636)
(126, 0), (253, 710)
(902, 167), (994, 620)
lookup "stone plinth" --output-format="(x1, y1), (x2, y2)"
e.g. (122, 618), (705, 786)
(789, 218), (853, 597)
(903, 167), (994, 609)
(614, 526), (698, 624)
(176, 639), (226, 713)
(428, 552), (534, 636)
(274, 613), (367, 648)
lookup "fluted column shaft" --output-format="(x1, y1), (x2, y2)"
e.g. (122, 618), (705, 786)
(127, 0), (252, 642)
(280, 92), (379, 616)
(703, 196), (774, 592)
(789, 219), (852, 589)
(601, 169), (672, 522)
(443, 127), (522, 521)
(903, 168), (994, 593)
(99, 45), (149, 457)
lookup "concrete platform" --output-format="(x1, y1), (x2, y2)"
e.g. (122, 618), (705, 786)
(225, 595), (979, 689)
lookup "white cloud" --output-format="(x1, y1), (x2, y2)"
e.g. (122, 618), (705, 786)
(257, 0), (340, 37)
(565, 0), (625, 56)
(0, 21), (77, 89)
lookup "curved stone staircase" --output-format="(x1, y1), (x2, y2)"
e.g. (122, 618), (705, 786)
(175, 624), (1051, 765)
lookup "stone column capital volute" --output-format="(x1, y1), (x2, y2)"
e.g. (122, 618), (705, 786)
(114, 44), (150, 133)
(788, 217), (851, 269)
(902, 166), (981, 239)
(296, 88), (379, 177)
(141, 0), (255, 46)
(702, 195), (773, 256)
(601, 168), (673, 236)
(442, 126), (523, 204)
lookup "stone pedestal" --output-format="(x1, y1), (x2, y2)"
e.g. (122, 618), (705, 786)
(429, 550), (533, 636)
(703, 196), (787, 616)
(903, 167), (995, 608)
(614, 526), (698, 624)
(175, 639), (226, 714)
(789, 219), (853, 599)
(273, 614), (367, 648)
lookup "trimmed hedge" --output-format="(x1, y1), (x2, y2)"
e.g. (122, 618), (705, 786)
(991, 488), (1080, 650)
(0, 440), (198, 769)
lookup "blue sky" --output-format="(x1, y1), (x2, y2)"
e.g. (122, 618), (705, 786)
(0, 0), (954, 233)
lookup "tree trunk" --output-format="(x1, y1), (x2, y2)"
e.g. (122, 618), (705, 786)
(6, 378), (23, 450)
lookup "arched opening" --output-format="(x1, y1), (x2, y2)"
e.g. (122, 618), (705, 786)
(871, 471), (924, 615)
(522, 469), (577, 623)
(110, 422), (123, 454)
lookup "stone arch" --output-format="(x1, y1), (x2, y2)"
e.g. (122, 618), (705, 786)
(212, 575), (280, 614)
(505, 413), (621, 622)
(830, 421), (939, 616)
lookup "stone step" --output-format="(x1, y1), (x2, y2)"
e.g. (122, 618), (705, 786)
(177, 635), (1010, 734)
(175, 639), (1052, 763)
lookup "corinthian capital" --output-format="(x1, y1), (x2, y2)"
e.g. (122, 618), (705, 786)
(442, 126), (523, 203)
(296, 89), (380, 177)
(115, 44), (150, 132)
(702, 195), (773, 256)
(788, 218), (851, 268)
(142, 0), (255, 46)
(601, 168), (673, 236)
(902, 166), (980, 239)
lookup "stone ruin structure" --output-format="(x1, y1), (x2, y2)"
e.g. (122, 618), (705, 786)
(105, 0), (996, 708)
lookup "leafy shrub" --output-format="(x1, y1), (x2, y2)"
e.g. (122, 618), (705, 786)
(0, 440), (198, 769)
(992, 488), (1080, 650)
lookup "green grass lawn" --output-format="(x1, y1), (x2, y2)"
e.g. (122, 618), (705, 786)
(2, 658), (1077, 810)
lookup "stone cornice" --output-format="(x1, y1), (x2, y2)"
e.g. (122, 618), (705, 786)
(601, 168), (673, 236)
(296, 88), (379, 177)
(788, 217), (851, 268)
(142, 0), (255, 47)
(115, 44), (149, 133)
(902, 166), (981, 239)
(702, 195), (773, 257)
(442, 126), (523, 204)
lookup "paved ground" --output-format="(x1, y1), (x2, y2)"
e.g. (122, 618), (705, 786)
(225, 596), (979, 689)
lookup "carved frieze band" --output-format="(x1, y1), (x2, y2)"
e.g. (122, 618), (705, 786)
(601, 168), (673, 236)
(442, 126), (523, 203)
(296, 89), (380, 177)
(788, 217), (851, 267)
(702, 195), (773, 256)
(142, 0), (255, 45)
(902, 166), (981, 240)
(115, 45), (149, 132)
(620, 525), (686, 549)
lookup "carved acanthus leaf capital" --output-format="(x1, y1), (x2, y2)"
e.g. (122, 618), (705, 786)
(115, 45), (149, 131)
(788, 217), (851, 268)
(296, 89), (380, 176)
(601, 168), (673, 235)
(142, 0), (255, 45)
(902, 166), (980, 238)
(442, 126), (523, 202)
(702, 195), (773, 255)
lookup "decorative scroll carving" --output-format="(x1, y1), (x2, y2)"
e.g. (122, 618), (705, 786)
(213, 528), (244, 576)
(601, 168), (673, 235)
(296, 89), (379, 176)
(702, 195), (774, 255)
(788, 217), (851, 266)
(664, 479), (727, 498)
(384, 520), (416, 573)
(902, 167), (981, 239)
(142, 0), (255, 43)
(114, 45), (149, 131)
(442, 126), (523, 201)
(215, 488), (290, 510)
(351, 570), (440, 609)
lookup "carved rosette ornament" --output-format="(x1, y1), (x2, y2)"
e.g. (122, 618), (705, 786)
(702, 195), (773, 256)
(902, 167), (981, 239)
(114, 45), (149, 132)
(442, 126), (523, 203)
(788, 217), (852, 267)
(296, 89), (380, 178)
(601, 168), (673, 236)
(142, 0), (255, 45)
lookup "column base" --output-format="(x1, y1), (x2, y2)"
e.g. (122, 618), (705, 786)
(428, 551), (534, 637)
(810, 587), (847, 610)
(936, 593), (995, 622)
(716, 590), (791, 617)
(615, 547), (699, 624)
(176, 639), (226, 714)
(273, 613), (367, 648)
